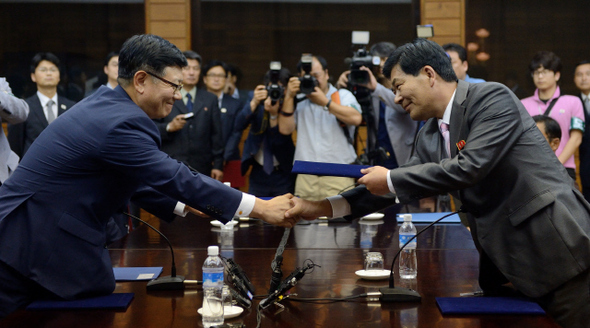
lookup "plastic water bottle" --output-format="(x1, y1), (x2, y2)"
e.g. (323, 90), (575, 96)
(202, 245), (224, 327)
(399, 214), (417, 279)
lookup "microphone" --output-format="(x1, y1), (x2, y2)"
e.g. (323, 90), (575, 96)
(223, 257), (256, 300)
(123, 212), (185, 291)
(259, 261), (320, 309)
(379, 210), (462, 302)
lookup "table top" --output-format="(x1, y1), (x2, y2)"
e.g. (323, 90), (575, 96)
(0, 212), (560, 327)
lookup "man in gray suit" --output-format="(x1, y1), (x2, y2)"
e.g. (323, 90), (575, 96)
(287, 39), (590, 327)
(0, 78), (29, 184)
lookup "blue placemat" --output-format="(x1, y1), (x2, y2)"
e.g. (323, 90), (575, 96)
(27, 293), (134, 311)
(436, 297), (545, 315)
(291, 160), (370, 178)
(113, 267), (163, 281)
(397, 212), (461, 223)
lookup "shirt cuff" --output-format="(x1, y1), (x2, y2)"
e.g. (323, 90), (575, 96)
(327, 195), (352, 218)
(174, 201), (187, 217)
(235, 193), (256, 217)
(386, 170), (400, 204)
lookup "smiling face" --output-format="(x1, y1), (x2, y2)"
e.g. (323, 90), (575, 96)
(139, 66), (183, 119)
(390, 64), (438, 121)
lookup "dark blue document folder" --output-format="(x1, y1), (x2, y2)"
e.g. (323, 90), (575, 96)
(436, 297), (545, 315)
(27, 293), (134, 311)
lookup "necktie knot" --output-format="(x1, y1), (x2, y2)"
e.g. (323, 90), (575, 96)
(440, 122), (449, 133)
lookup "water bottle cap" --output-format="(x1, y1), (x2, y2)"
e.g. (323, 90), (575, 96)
(403, 214), (412, 222)
(207, 245), (219, 256)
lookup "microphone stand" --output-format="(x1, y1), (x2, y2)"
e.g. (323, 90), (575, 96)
(123, 212), (186, 291)
(380, 210), (462, 302)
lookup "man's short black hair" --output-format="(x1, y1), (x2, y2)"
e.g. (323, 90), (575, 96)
(529, 51), (562, 74)
(183, 50), (202, 64)
(225, 63), (242, 83)
(370, 42), (396, 58)
(118, 34), (187, 82)
(442, 43), (467, 62)
(383, 38), (457, 82)
(296, 55), (328, 72)
(202, 60), (227, 77)
(574, 60), (590, 73)
(533, 115), (562, 141)
(104, 51), (119, 67)
(30, 52), (60, 74)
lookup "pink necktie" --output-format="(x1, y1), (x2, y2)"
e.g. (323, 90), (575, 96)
(440, 122), (450, 157)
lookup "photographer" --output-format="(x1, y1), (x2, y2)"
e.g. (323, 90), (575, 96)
(337, 42), (417, 168)
(235, 67), (295, 197)
(278, 55), (362, 201)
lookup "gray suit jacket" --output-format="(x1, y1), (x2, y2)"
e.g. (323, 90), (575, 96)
(0, 79), (29, 183)
(343, 80), (590, 298)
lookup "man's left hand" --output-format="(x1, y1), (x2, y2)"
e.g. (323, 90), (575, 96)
(358, 166), (391, 195)
(211, 169), (224, 181)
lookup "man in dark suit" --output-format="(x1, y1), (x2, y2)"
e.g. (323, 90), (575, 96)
(153, 50), (224, 180)
(202, 60), (244, 186)
(287, 39), (590, 327)
(575, 60), (590, 202)
(236, 67), (295, 197)
(0, 34), (296, 317)
(7, 52), (76, 158)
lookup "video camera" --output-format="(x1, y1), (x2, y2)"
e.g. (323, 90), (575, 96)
(266, 61), (284, 103)
(349, 31), (381, 86)
(298, 53), (318, 95)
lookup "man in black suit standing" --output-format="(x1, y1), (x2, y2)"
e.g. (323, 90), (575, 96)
(202, 60), (244, 187)
(8, 52), (76, 157)
(153, 50), (224, 180)
(575, 60), (590, 202)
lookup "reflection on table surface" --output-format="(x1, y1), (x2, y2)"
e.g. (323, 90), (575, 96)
(1, 211), (560, 328)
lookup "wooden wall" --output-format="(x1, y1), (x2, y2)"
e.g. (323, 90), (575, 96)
(145, 0), (191, 51)
(421, 0), (464, 46)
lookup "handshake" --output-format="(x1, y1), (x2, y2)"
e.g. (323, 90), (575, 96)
(249, 194), (334, 228)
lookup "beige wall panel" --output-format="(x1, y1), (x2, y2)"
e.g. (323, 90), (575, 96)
(431, 36), (462, 45)
(423, 18), (461, 36)
(424, 2), (461, 19)
(149, 0), (186, 3)
(151, 22), (187, 38)
(149, 4), (186, 21)
(165, 38), (187, 51)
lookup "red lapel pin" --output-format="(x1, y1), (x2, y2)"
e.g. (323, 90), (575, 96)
(456, 140), (466, 151)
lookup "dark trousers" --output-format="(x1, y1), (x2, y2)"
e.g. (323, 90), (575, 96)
(247, 163), (295, 198)
(536, 268), (590, 328)
(0, 260), (58, 318)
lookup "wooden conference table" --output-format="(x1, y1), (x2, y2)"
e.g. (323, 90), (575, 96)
(1, 209), (560, 327)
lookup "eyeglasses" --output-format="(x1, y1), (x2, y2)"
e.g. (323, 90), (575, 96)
(531, 69), (554, 78)
(145, 71), (183, 93)
(205, 73), (227, 79)
(37, 67), (58, 73)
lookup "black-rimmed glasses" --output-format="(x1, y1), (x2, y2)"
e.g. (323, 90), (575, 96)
(145, 71), (183, 93)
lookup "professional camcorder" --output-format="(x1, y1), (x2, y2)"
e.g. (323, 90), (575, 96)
(349, 31), (380, 86)
(266, 61), (284, 103)
(298, 53), (318, 95)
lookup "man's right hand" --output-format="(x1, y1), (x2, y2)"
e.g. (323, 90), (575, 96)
(285, 76), (300, 99)
(336, 70), (350, 89)
(285, 198), (333, 221)
(251, 194), (298, 228)
(166, 114), (187, 132)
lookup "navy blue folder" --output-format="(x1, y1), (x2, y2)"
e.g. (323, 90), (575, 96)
(436, 297), (545, 315)
(396, 212), (461, 223)
(291, 160), (370, 178)
(27, 293), (134, 311)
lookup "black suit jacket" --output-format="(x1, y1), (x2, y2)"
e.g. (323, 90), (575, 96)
(7, 93), (76, 158)
(343, 81), (590, 298)
(220, 94), (243, 161)
(578, 94), (590, 202)
(153, 89), (224, 175)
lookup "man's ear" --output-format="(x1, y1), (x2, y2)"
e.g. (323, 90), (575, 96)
(134, 71), (148, 94)
(423, 65), (437, 86)
(554, 71), (561, 83)
(550, 138), (561, 152)
(31, 72), (37, 83)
